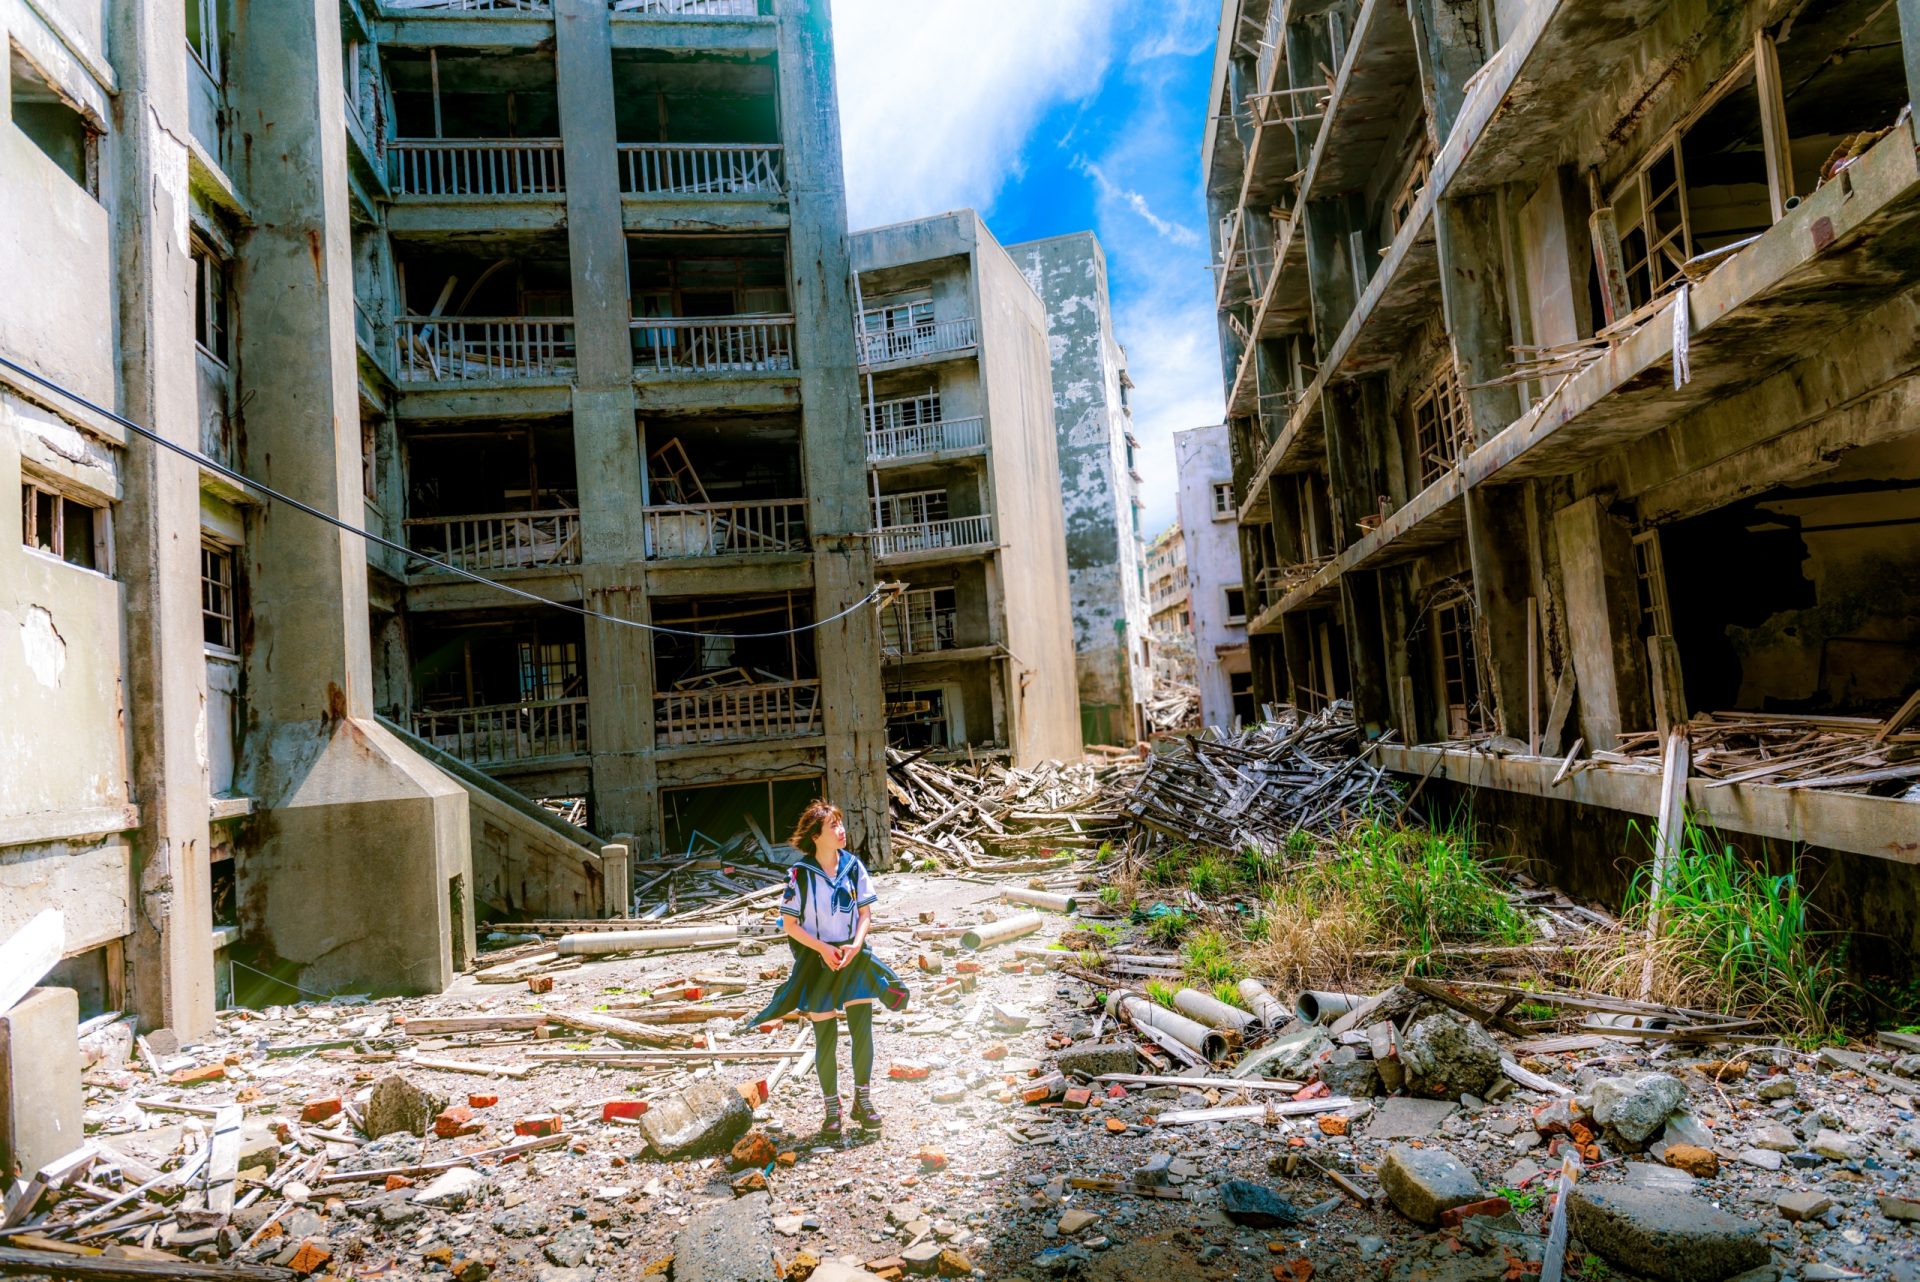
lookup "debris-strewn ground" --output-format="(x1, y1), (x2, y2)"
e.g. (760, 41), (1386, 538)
(45, 868), (1920, 1282)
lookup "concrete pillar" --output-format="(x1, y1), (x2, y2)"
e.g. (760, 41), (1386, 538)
(1465, 484), (1535, 740)
(778, 0), (887, 865)
(1407, 0), (1485, 146)
(228, 0), (473, 997)
(1553, 496), (1652, 749)
(1898, 0), (1920, 128)
(107, 0), (216, 1037)
(1338, 570), (1393, 736)
(1436, 191), (1523, 444)
(0, 988), (82, 1180)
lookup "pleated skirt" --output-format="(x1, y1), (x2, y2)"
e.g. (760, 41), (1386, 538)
(749, 939), (910, 1022)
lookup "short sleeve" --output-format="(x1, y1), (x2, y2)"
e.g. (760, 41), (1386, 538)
(852, 855), (877, 909)
(778, 867), (803, 918)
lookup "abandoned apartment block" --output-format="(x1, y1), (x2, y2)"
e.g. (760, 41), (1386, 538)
(0, 0), (884, 1041)
(1206, 0), (1920, 957)
(852, 212), (1083, 768)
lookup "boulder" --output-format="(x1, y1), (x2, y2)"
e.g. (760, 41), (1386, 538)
(1054, 1043), (1138, 1079)
(1398, 1013), (1502, 1101)
(638, 1080), (753, 1159)
(1378, 1145), (1485, 1228)
(1218, 1179), (1299, 1228)
(1588, 1072), (1687, 1145)
(1569, 1185), (1770, 1282)
(365, 1075), (438, 1139)
(674, 1191), (775, 1282)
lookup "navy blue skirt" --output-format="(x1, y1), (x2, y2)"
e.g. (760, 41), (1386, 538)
(749, 939), (910, 1022)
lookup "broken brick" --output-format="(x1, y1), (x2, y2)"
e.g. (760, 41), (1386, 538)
(888, 1060), (931, 1081)
(980, 1043), (1009, 1061)
(1317, 1114), (1349, 1136)
(287, 1241), (332, 1276)
(299, 1096), (342, 1124)
(1105, 1117), (1128, 1134)
(915, 1146), (947, 1171)
(1105, 1084), (1127, 1099)
(1437, 1197), (1513, 1229)
(954, 961), (981, 974)
(1021, 1075), (1067, 1104)
(1664, 1143), (1719, 1178)
(514, 1114), (563, 1137)
(776, 1151), (797, 1167)
(732, 1169), (768, 1195)
(601, 1100), (650, 1122)
(526, 976), (554, 995)
(731, 1130), (778, 1169)
(1271, 1260), (1314, 1282)
(737, 1079), (770, 1107)
(468, 1094), (498, 1109)
(1061, 1087), (1093, 1110)
(384, 1175), (414, 1191)
(1291, 1081), (1329, 1101)
(434, 1106), (482, 1139)
(169, 1064), (225, 1086)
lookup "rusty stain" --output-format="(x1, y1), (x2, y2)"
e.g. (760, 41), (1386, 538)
(305, 230), (324, 285)
(326, 682), (347, 724)
(1811, 217), (1836, 254)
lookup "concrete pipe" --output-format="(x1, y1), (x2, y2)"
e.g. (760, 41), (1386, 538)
(1012, 944), (1068, 969)
(961, 912), (1045, 950)
(1000, 888), (1078, 914)
(1107, 991), (1231, 1061)
(556, 925), (737, 956)
(1237, 978), (1292, 1029)
(1171, 988), (1255, 1038)
(1294, 990), (1366, 1025)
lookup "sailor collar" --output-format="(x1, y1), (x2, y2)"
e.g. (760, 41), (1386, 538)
(795, 849), (856, 886)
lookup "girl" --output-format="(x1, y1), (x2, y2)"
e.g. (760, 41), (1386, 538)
(747, 800), (909, 1140)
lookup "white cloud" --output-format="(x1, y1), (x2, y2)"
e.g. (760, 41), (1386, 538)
(1072, 155), (1202, 247)
(831, 0), (1116, 228)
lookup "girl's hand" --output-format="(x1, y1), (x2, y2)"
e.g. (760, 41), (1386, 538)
(819, 943), (845, 969)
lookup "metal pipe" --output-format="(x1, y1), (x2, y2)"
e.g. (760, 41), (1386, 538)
(555, 925), (736, 956)
(961, 912), (1044, 950)
(1237, 978), (1292, 1029)
(1000, 888), (1077, 914)
(1172, 988), (1255, 1038)
(1105, 991), (1231, 1061)
(1294, 990), (1365, 1025)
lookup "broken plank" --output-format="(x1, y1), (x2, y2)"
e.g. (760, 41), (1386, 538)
(0, 1247), (297, 1281)
(1501, 1057), (1574, 1098)
(399, 1015), (546, 1036)
(545, 1011), (691, 1046)
(408, 1057), (534, 1079)
(1152, 1096), (1355, 1126)
(1064, 1178), (1187, 1201)
(1091, 1073), (1305, 1093)
(203, 1105), (242, 1218)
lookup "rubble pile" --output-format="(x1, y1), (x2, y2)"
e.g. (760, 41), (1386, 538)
(1143, 683), (1201, 736)
(886, 751), (1138, 874)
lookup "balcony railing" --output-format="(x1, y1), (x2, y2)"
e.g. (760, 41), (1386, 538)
(882, 608), (957, 657)
(855, 317), (978, 366)
(396, 316), (575, 383)
(414, 696), (589, 767)
(865, 416), (986, 462)
(873, 515), (993, 559)
(618, 143), (783, 196)
(385, 0), (551, 11)
(642, 499), (807, 559)
(631, 315), (794, 374)
(1256, 558), (1330, 608)
(611, 0), (759, 15)
(389, 139), (564, 197)
(406, 509), (582, 572)
(655, 679), (820, 747)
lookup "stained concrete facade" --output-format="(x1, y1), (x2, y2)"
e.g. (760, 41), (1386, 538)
(1203, 0), (1920, 955)
(1145, 523), (1193, 690)
(1009, 233), (1154, 747)
(1174, 425), (1251, 729)
(851, 212), (1082, 768)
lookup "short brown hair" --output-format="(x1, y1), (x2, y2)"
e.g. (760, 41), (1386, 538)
(789, 799), (843, 851)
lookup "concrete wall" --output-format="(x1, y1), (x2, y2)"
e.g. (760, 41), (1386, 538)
(1175, 425), (1250, 729)
(1009, 232), (1152, 744)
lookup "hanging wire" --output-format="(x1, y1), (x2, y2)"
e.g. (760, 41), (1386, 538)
(0, 354), (880, 639)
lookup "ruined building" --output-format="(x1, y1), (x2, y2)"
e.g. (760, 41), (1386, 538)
(0, 0), (881, 1036)
(1145, 522), (1194, 690)
(852, 212), (1082, 767)
(1173, 424), (1253, 729)
(1205, 0), (1920, 950)
(1011, 233), (1155, 747)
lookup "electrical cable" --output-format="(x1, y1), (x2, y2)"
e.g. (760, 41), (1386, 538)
(0, 353), (880, 639)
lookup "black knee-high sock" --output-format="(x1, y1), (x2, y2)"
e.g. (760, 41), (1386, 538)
(846, 1002), (874, 1087)
(812, 1017), (840, 1099)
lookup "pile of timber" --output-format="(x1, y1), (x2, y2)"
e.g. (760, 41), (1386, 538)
(1594, 707), (1920, 797)
(1144, 682), (1201, 735)
(887, 751), (1139, 873)
(1118, 701), (1412, 852)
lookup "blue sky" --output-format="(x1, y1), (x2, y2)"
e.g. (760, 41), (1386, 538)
(832, 0), (1226, 537)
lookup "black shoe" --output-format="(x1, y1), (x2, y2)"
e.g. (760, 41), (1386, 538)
(817, 1096), (843, 1142)
(851, 1088), (882, 1130)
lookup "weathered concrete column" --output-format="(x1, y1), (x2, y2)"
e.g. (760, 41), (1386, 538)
(1436, 192), (1523, 444)
(1897, 0), (1920, 128)
(107, 0), (215, 1036)
(1553, 496), (1652, 749)
(1465, 484), (1535, 741)
(1338, 569), (1394, 737)
(228, 0), (473, 997)
(779, 0), (887, 864)
(1407, 0), (1485, 146)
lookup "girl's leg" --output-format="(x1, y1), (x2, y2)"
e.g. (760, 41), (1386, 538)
(846, 999), (880, 1128)
(810, 1012), (842, 1135)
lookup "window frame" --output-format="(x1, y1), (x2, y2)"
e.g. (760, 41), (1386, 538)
(1409, 357), (1471, 488)
(193, 242), (232, 366)
(20, 477), (110, 573)
(1224, 584), (1247, 624)
(201, 539), (239, 655)
(1211, 481), (1235, 518)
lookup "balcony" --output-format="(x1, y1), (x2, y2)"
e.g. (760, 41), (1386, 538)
(406, 509), (582, 572)
(618, 143), (782, 197)
(389, 139), (564, 197)
(612, 0), (761, 14)
(873, 515), (993, 560)
(642, 499), (807, 559)
(396, 316), (575, 383)
(881, 606), (957, 657)
(856, 317), (977, 367)
(413, 696), (588, 767)
(386, 0), (552, 10)
(631, 315), (794, 374)
(866, 416), (985, 463)
(655, 678), (820, 747)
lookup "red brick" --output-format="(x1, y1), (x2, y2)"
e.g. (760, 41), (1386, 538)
(299, 1096), (342, 1124)
(732, 1169), (768, 1195)
(1437, 1197), (1513, 1229)
(384, 1175), (414, 1191)
(168, 1064), (225, 1086)
(1292, 1081), (1330, 1101)
(980, 1043), (1009, 1061)
(434, 1106), (481, 1139)
(601, 1099), (650, 1122)
(731, 1130), (778, 1169)
(526, 975), (554, 994)
(467, 1094), (498, 1110)
(514, 1114), (564, 1137)
(915, 1147), (947, 1171)
(888, 1061), (931, 1081)
(1105, 1084), (1127, 1099)
(954, 962), (982, 974)
(1317, 1114), (1349, 1136)
(287, 1241), (332, 1275)
(1061, 1088), (1093, 1110)
(1105, 1117), (1128, 1134)
(737, 1079), (770, 1107)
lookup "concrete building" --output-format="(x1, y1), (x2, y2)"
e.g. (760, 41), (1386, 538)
(1203, 0), (1920, 955)
(1010, 233), (1154, 747)
(1174, 425), (1252, 728)
(1145, 523), (1192, 689)
(852, 211), (1082, 766)
(1, 0), (880, 1036)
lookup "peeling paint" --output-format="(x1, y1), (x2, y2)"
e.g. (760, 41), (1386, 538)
(21, 606), (66, 689)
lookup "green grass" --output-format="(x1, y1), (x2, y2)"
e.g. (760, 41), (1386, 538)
(1212, 981), (1248, 1010)
(1144, 908), (1193, 948)
(1301, 819), (1531, 956)
(1145, 849), (1189, 886)
(1188, 854), (1231, 897)
(1145, 979), (1179, 1008)
(1494, 1185), (1539, 1213)
(1097, 885), (1123, 908)
(1181, 928), (1237, 986)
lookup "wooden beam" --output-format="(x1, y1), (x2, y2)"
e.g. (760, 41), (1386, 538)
(1754, 31), (1794, 223)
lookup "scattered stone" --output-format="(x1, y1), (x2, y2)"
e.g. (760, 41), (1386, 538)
(544, 1227), (595, 1268)
(1133, 1153), (1172, 1188)
(1775, 1190), (1834, 1222)
(1664, 1143), (1720, 1178)
(638, 1080), (752, 1159)
(1750, 1122), (1797, 1152)
(1588, 1072), (1688, 1145)
(1056, 1209), (1098, 1235)
(1233, 1026), (1332, 1081)
(1880, 1193), (1920, 1223)
(339, 1134), (424, 1174)
(674, 1190), (774, 1282)
(1054, 1043), (1138, 1078)
(1568, 1185), (1771, 1282)
(1757, 1077), (1797, 1102)
(772, 1215), (805, 1236)
(1808, 1129), (1864, 1161)
(412, 1167), (486, 1209)
(1366, 1096), (1457, 1140)
(1734, 1148), (1784, 1172)
(365, 1075), (437, 1138)
(1318, 1047), (1382, 1099)
(806, 1265), (890, 1282)
(1397, 1013), (1502, 1101)
(1218, 1180), (1299, 1229)
(733, 1170), (768, 1194)
(1378, 1145), (1485, 1228)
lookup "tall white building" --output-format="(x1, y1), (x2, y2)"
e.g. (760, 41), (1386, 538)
(1175, 425), (1253, 728)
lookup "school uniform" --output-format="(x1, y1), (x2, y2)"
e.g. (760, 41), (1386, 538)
(749, 849), (909, 1021)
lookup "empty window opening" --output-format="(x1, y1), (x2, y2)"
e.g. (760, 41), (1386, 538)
(388, 48), (558, 140)
(11, 48), (97, 195)
(881, 586), (957, 656)
(406, 423), (580, 570)
(185, 0), (229, 81)
(202, 541), (238, 651)
(887, 686), (955, 750)
(1431, 593), (1487, 739)
(1225, 585), (1248, 623)
(21, 480), (106, 571)
(1410, 358), (1471, 487)
(643, 414), (801, 505)
(610, 50), (779, 145)
(1777, 0), (1911, 197)
(194, 244), (231, 364)
(1230, 669), (1257, 726)
(410, 617), (590, 765)
(661, 778), (819, 859)
(651, 592), (816, 690)
(630, 234), (791, 319)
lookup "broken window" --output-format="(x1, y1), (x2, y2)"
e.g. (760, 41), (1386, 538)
(1431, 593), (1487, 738)
(11, 48), (97, 196)
(1632, 529), (1673, 638)
(1225, 585), (1247, 623)
(1388, 135), (1433, 238)
(859, 298), (936, 360)
(185, 0), (228, 81)
(886, 687), (953, 749)
(868, 390), (942, 433)
(202, 541), (237, 652)
(874, 488), (949, 530)
(1777, 0), (1910, 198)
(21, 480), (106, 571)
(389, 49), (559, 140)
(881, 587), (957, 656)
(1410, 358), (1470, 487)
(1230, 669), (1257, 725)
(194, 244), (231, 364)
